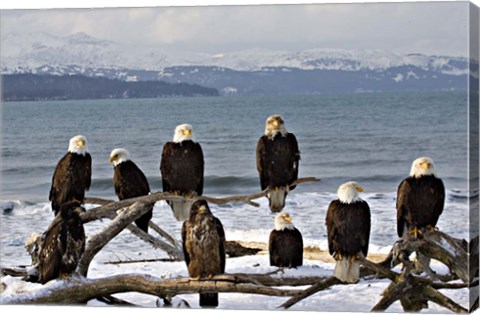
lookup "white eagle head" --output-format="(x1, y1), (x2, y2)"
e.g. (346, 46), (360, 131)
(173, 123), (195, 143)
(409, 156), (437, 178)
(68, 135), (88, 155)
(275, 212), (295, 231)
(265, 114), (287, 138)
(109, 148), (130, 167)
(337, 181), (364, 204)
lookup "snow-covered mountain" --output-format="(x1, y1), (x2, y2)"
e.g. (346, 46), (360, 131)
(2, 31), (471, 73)
(1, 32), (476, 95)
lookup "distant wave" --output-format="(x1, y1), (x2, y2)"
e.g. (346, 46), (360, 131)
(447, 188), (479, 200)
(88, 175), (260, 194)
(1, 200), (49, 215)
(3, 172), (472, 204)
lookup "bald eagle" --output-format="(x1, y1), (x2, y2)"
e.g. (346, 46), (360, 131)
(268, 212), (303, 268)
(109, 148), (153, 233)
(49, 135), (92, 216)
(256, 115), (300, 212)
(326, 181), (371, 283)
(37, 201), (86, 284)
(181, 200), (225, 308)
(160, 124), (204, 221)
(397, 157), (445, 239)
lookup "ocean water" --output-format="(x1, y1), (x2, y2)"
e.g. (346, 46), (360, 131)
(0, 92), (474, 267)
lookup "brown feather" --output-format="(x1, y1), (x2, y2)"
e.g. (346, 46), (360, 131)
(113, 160), (152, 232)
(396, 175), (445, 237)
(38, 202), (85, 284)
(181, 200), (225, 307)
(49, 152), (91, 215)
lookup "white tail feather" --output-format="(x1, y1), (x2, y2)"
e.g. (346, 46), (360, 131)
(334, 257), (360, 283)
(268, 188), (287, 212)
(170, 200), (193, 221)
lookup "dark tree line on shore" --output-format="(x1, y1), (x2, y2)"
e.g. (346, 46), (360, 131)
(1, 73), (219, 101)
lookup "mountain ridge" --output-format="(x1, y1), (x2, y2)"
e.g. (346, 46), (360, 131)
(1, 32), (477, 96)
(2, 31), (472, 73)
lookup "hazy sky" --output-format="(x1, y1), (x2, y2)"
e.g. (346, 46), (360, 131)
(0, 0), (475, 56)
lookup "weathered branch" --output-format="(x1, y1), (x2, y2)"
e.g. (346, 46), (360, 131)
(5, 177), (474, 313)
(200, 177), (321, 207)
(391, 230), (469, 283)
(78, 178), (320, 261)
(423, 285), (468, 313)
(357, 256), (399, 282)
(122, 222), (184, 261)
(82, 196), (183, 260)
(83, 176), (321, 221)
(469, 236), (479, 281)
(212, 272), (330, 287)
(363, 230), (473, 313)
(1, 273), (302, 305)
(82, 193), (174, 223)
(371, 280), (410, 311)
(149, 221), (179, 248)
(78, 201), (159, 276)
(279, 276), (342, 309)
(431, 279), (478, 290)
(0, 267), (29, 277)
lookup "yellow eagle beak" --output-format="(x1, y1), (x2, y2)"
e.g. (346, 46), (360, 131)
(109, 156), (116, 164)
(183, 129), (191, 136)
(420, 162), (430, 170)
(356, 186), (364, 193)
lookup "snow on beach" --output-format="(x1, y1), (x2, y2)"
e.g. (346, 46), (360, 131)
(0, 188), (473, 313)
(1, 238), (471, 313)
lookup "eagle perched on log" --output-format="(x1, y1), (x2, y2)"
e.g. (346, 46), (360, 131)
(49, 135), (92, 216)
(326, 181), (371, 283)
(181, 200), (225, 308)
(109, 148), (153, 233)
(37, 201), (86, 284)
(161, 124), (204, 221)
(268, 212), (303, 268)
(396, 156), (445, 239)
(256, 114), (300, 212)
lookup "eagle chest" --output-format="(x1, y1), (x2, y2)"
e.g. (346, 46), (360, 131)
(268, 139), (292, 162)
(188, 218), (215, 247)
(185, 217), (221, 277)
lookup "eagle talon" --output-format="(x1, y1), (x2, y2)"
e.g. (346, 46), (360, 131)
(409, 226), (421, 239)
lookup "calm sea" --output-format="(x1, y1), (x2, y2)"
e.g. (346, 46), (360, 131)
(0, 92), (473, 267)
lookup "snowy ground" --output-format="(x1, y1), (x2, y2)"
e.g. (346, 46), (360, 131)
(1, 248), (472, 314)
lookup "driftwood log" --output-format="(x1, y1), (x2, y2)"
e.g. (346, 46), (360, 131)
(1, 176), (477, 313)
(1, 230), (477, 312)
(1, 273), (314, 305)
(360, 229), (477, 313)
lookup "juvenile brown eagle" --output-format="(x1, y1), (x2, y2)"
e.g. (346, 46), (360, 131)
(37, 201), (86, 284)
(181, 200), (225, 308)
